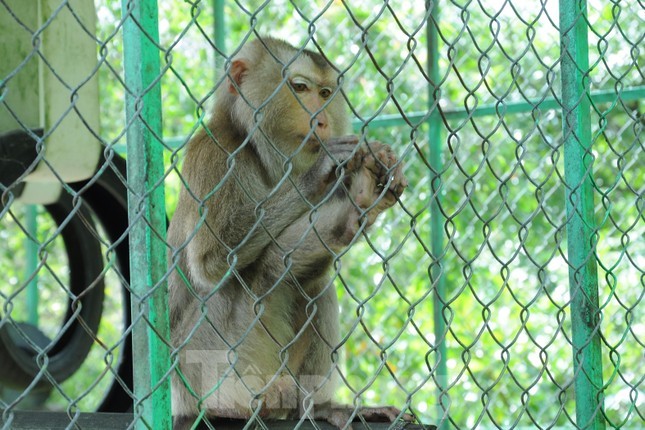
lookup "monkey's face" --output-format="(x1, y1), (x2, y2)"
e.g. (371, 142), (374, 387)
(266, 59), (348, 151)
(284, 74), (335, 142)
(227, 41), (350, 171)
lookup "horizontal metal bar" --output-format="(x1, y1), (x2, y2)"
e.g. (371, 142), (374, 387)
(109, 86), (644, 153)
(361, 85), (644, 128)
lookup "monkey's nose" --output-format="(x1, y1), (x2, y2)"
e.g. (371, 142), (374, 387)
(314, 111), (328, 129)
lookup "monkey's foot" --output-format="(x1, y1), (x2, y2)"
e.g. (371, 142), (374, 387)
(320, 405), (415, 430)
(349, 141), (407, 226)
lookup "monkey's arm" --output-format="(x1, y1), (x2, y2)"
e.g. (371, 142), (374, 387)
(186, 136), (360, 288)
(249, 141), (407, 292)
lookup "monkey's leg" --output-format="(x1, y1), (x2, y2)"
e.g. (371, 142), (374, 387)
(170, 280), (303, 423)
(231, 198), (351, 412)
(252, 199), (361, 287)
(175, 201), (356, 423)
(293, 289), (413, 428)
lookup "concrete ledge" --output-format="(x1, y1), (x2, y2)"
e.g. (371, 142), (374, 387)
(2, 412), (433, 429)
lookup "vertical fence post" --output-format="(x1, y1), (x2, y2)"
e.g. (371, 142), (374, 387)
(213, 0), (226, 81)
(558, 1), (605, 428)
(426, 1), (448, 427)
(122, 0), (172, 428)
(213, 0), (226, 57)
(24, 205), (39, 326)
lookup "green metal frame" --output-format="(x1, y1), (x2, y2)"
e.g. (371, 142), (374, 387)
(3, 0), (637, 427)
(121, 0), (172, 428)
(426, 1), (449, 429)
(25, 205), (39, 326)
(559, 0), (605, 428)
(115, 0), (625, 427)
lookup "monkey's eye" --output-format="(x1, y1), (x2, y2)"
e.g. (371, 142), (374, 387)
(290, 79), (309, 93)
(319, 87), (332, 99)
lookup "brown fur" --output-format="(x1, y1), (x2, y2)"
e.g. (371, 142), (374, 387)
(167, 36), (408, 429)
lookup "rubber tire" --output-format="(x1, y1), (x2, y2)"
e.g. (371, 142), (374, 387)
(0, 129), (133, 411)
(68, 153), (133, 412)
(0, 190), (105, 387)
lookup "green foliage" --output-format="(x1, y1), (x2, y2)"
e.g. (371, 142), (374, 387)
(2, 0), (642, 427)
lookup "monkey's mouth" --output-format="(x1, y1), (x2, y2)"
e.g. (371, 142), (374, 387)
(300, 135), (324, 150)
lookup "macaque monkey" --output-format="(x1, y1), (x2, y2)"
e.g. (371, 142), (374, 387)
(167, 36), (409, 429)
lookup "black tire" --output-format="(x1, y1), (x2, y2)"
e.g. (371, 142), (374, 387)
(0, 189), (105, 387)
(69, 153), (133, 412)
(0, 130), (133, 411)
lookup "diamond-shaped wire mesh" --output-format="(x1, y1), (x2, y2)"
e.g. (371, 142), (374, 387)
(1, 0), (643, 429)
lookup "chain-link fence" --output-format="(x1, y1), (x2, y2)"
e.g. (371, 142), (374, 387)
(1, 0), (643, 429)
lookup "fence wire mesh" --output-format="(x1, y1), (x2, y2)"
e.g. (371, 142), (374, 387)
(0, 0), (643, 429)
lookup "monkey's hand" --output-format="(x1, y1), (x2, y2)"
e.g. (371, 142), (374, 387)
(305, 135), (360, 199)
(348, 141), (407, 227)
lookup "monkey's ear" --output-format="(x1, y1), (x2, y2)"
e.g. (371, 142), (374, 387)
(228, 59), (249, 95)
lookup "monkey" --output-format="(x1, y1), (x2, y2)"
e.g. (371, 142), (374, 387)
(167, 36), (410, 429)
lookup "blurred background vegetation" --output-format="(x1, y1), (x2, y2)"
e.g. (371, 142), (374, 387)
(2, 0), (642, 428)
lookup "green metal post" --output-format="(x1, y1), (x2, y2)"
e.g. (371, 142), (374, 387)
(213, 0), (226, 58)
(426, 1), (448, 427)
(213, 0), (226, 82)
(559, 1), (605, 428)
(25, 205), (39, 326)
(122, 0), (172, 429)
